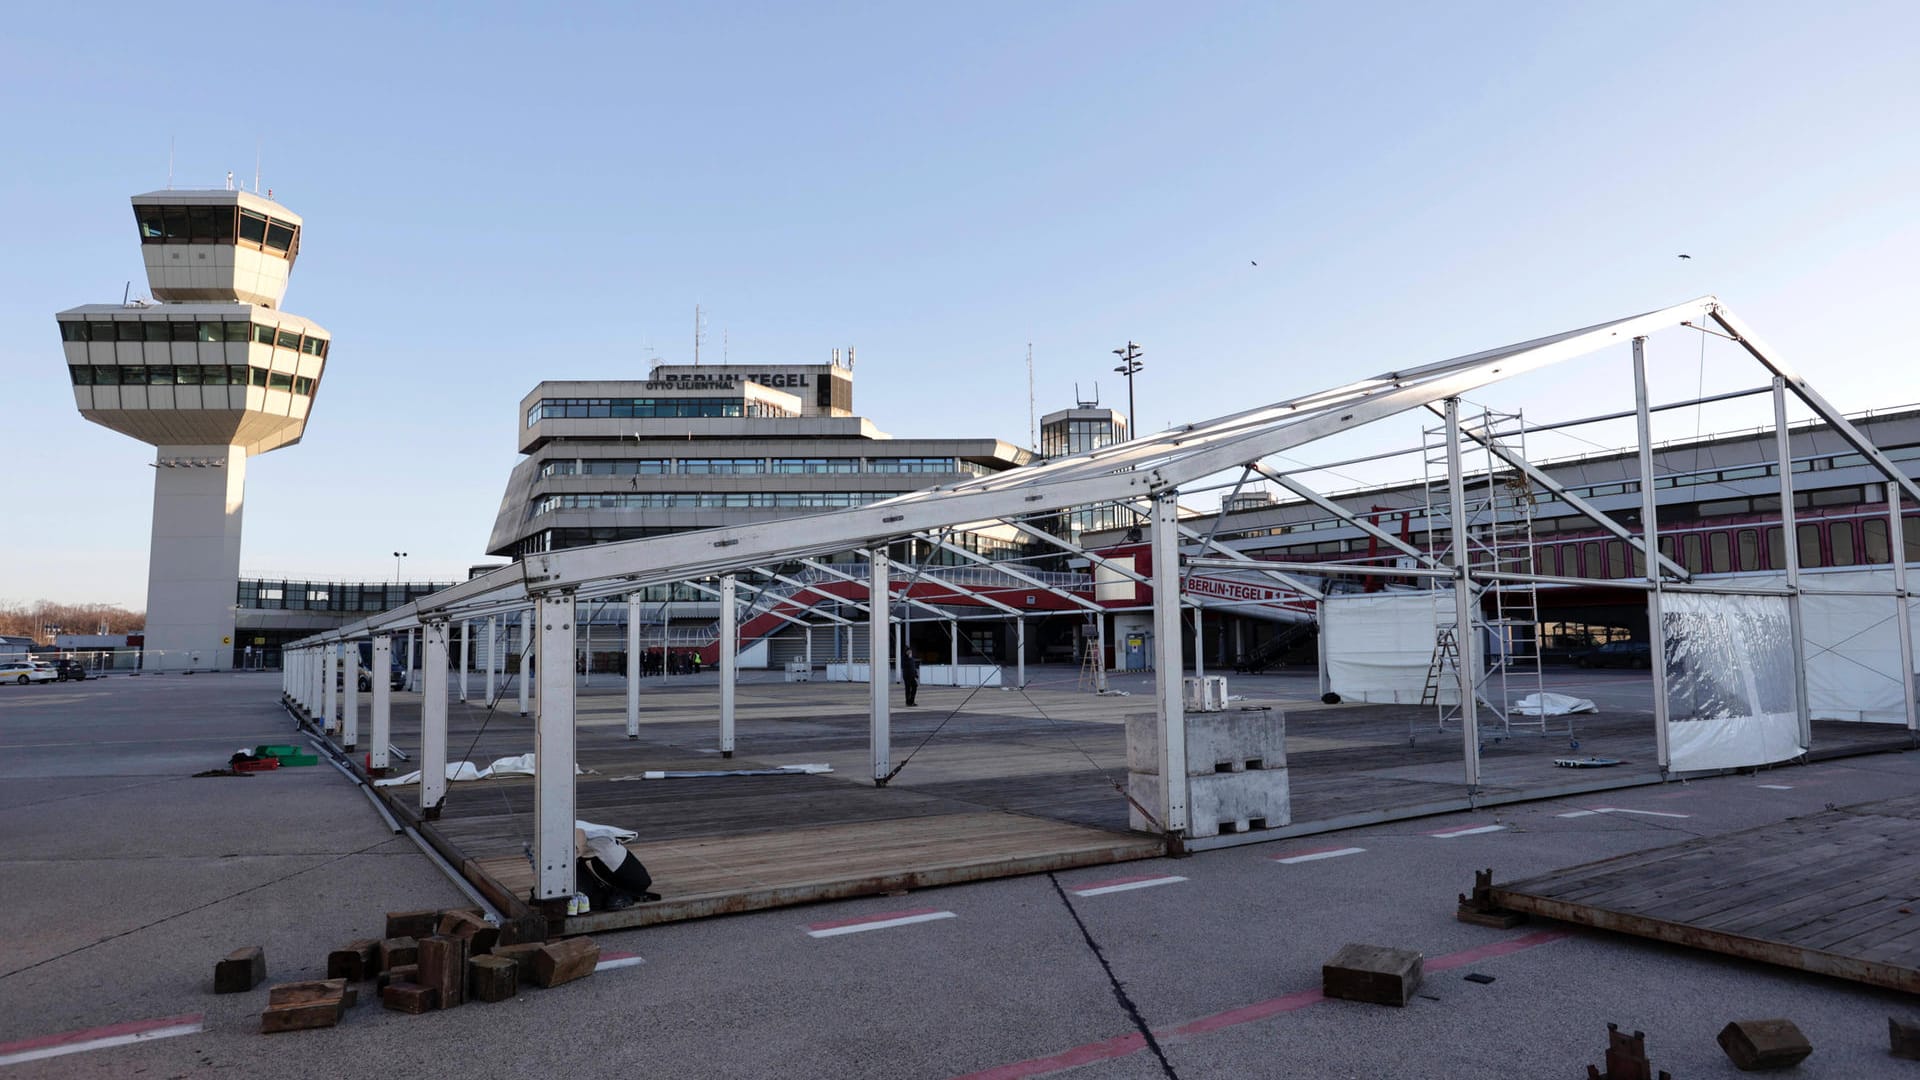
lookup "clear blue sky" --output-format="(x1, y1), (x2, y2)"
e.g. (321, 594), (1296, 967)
(3, 2), (1917, 609)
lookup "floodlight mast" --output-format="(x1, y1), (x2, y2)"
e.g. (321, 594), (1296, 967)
(1113, 341), (1143, 440)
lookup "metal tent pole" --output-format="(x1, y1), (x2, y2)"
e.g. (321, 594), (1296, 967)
(1150, 490), (1190, 837)
(720, 575), (737, 758)
(1637, 339), (1674, 771)
(533, 592), (577, 902)
(486, 614), (499, 704)
(626, 594), (641, 738)
(322, 645), (338, 734)
(341, 641), (359, 751)
(1892, 492), (1919, 735)
(1771, 375), (1812, 752)
(869, 552), (892, 785)
(1444, 398), (1483, 790)
(371, 634), (392, 771)
(518, 610), (532, 716)
(421, 620), (449, 820)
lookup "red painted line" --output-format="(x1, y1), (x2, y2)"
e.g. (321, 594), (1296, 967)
(948, 1033), (1147, 1080)
(945, 930), (1571, 1080)
(599, 950), (638, 962)
(1072, 873), (1175, 892)
(806, 907), (945, 933)
(0, 1014), (203, 1057)
(1425, 929), (1571, 972)
(1167, 987), (1324, 1037)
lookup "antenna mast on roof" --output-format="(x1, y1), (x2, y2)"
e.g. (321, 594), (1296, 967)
(1026, 343), (1035, 448)
(167, 136), (174, 190)
(254, 138), (261, 194)
(693, 304), (705, 365)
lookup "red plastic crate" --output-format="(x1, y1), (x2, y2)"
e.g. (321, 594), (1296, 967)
(233, 757), (281, 773)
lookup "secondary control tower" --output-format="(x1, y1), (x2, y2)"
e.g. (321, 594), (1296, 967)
(56, 188), (331, 670)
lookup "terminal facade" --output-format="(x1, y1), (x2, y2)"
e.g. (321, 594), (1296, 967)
(488, 359), (1032, 560)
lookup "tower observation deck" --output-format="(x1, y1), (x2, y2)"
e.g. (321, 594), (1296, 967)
(56, 188), (331, 670)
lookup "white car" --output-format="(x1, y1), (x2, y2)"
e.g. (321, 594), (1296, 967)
(1, 660), (56, 685)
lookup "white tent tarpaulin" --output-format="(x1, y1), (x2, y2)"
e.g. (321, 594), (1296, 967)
(1662, 591), (1804, 771)
(1741, 568), (1915, 724)
(1323, 592), (1456, 705)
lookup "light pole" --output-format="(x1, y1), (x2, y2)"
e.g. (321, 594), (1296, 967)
(1112, 341), (1143, 440)
(393, 551), (408, 586)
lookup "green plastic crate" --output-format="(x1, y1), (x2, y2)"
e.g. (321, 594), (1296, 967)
(278, 751), (319, 767)
(255, 744), (301, 759)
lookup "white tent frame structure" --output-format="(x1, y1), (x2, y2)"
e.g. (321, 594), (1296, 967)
(285, 296), (1920, 903)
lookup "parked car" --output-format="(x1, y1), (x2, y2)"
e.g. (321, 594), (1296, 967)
(1573, 641), (1653, 669)
(1, 660), (56, 685)
(54, 659), (88, 681)
(358, 666), (406, 692)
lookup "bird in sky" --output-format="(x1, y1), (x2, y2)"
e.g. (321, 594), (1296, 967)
(1250, 260), (1259, 267)
(1677, 254), (1692, 260)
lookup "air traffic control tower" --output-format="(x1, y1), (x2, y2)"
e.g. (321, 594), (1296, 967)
(56, 189), (331, 670)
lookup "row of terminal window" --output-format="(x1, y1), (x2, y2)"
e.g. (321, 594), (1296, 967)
(134, 204), (300, 260)
(1230, 445), (1920, 538)
(533, 491), (897, 515)
(69, 364), (314, 394)
(527, 398), (796, 425)
(1531, 517), (1913, 578)
(540, 456), (981, 478)
(59, 320), (329, 357)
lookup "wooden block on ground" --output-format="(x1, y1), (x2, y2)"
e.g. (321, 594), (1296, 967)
(1456, 907), (1528, 929)
(267, 979), (348, 1008)
(495, 914), (548, 947)
(260, 991), (343, 1034)
(215, 945), (266, 994)
(378, 936), (418, 971)
(327, 939), (380, 981)
(438, 910), (499, 955)
(1718, 1019), (1812, 1071)
(489, 941), (546, 974)
(261, 1002), (342, 1034)
(531, 937), (600, 988)
(469, 955), (518, 1003)
(381, 981), (438, 1014)
(1892, 1017), (1920, 1060)
(384, 908), (445, 940)
(418, 934), (469, 1008)
(376, 964), (418, 993)
(1322, 943), (1423, 1007)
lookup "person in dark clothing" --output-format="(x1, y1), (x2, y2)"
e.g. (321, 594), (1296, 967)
(901, 651), (920, 706)
(576, 827), (658, 911)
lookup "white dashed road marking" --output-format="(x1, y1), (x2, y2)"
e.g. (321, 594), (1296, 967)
(1271, 846), (1367, 864)
(806, 908), (956, 938)
(1071, 874), (1187, 897)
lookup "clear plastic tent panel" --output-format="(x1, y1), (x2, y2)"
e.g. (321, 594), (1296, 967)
(1662, 591), (1804, 771)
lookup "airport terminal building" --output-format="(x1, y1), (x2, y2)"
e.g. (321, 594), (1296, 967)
(487, 360), (1033, 559)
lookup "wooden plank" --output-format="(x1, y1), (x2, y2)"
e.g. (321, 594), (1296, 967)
(1494, 795), (1920, 994)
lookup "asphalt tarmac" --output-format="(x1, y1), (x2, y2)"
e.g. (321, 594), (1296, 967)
(3, 672), (1917, 1078)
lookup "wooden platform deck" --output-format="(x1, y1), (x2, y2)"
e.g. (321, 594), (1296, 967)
(1492, 794), (1920, 993)
(321, 672), (1914, 932)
